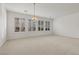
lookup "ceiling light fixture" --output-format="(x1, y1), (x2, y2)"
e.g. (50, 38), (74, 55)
(32, 3), (37, 20)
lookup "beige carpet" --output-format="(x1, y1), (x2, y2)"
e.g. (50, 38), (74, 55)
(0, 35), (79, 55)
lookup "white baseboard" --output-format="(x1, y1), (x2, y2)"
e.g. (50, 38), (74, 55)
(8, 33), (53, 40)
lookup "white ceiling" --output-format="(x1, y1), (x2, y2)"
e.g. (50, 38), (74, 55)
(4, 3), (79, 19)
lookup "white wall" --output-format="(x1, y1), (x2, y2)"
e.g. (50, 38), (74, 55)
(0, 4), (7, 47)
(53, 12), (79, 38)
(7, 11), (53, 40)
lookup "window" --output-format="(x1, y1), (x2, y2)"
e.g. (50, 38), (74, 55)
(45, 21), (50, 31)
(38, 20), (44, 31)
(48, 21), (50, 31)
(32, 21), (36, 31)
(15, 17), (25, 32)
(28, 19), (36, 31)
(15, 18), (20, 32)
(38, 20), (41, 31)
(45, 21), (48, 31)
(21, 18), (25, 32)
(41, 21), (44, 31)
(28, 19), (31, 31)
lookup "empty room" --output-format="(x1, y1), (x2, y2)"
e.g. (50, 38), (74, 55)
(0, 3), (79, 55)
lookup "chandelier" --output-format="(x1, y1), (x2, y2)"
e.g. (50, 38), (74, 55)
(32, 3), (37, 20)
